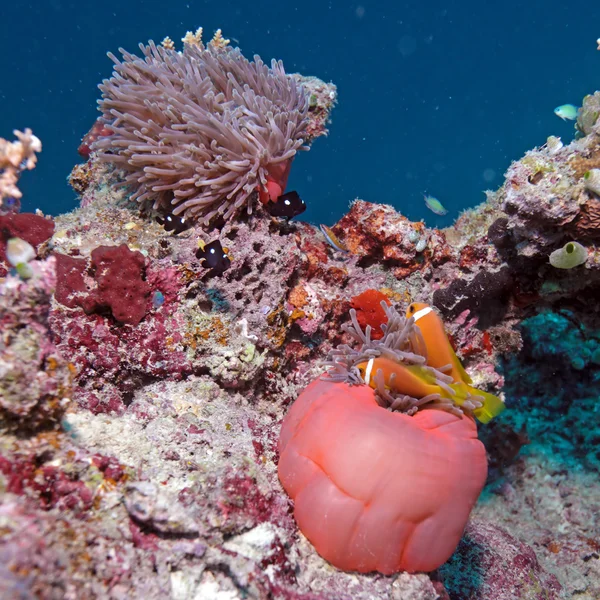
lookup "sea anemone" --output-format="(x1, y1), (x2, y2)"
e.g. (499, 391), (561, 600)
(93, 30), (310, 225)
(278, 302), (492, 573)
(324, 302), (484, 417)
(278, 378), (487, 573)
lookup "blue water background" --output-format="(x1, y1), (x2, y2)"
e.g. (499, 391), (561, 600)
(2, 0), (598, 227)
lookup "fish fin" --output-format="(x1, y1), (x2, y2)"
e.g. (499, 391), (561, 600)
(448, 382), (471, 404)
(448, 383), (505, 423)
(406, 365), (438, 385)
(468, 387), (505, 423)
(450, 344), (473, 384)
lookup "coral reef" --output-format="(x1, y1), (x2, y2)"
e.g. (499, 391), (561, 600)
(440, 520), (563, 599)
(577, 91), (600, 137)
(0, 211), (55, 276)
(0, 258), (73, 431)
(3, 28), (600, 600)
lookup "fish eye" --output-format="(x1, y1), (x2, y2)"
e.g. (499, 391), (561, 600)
(408, 305), (415, 313)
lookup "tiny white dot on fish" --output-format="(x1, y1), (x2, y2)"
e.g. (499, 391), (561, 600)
(210, 248), (216, 254)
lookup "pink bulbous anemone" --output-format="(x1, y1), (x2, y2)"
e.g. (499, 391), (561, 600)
(278, 378), (488, 574)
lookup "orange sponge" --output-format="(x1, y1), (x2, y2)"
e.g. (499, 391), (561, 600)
(350, 289), (392, 340)
(278, 378), (487, 574)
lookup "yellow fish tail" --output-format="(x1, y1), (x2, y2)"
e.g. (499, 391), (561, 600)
(447, 383), (505, 423)
(447, 382), (472, 404)
(468, 386), (505, 424)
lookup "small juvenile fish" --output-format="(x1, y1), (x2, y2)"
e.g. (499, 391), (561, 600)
(195, 239), (232, 275)
(156, 213), (192, 234)
(265, 190), (306, 219)
(423, 194), (447, 216)
(554, 104), (578, 121)
(319, 224), (348, 253)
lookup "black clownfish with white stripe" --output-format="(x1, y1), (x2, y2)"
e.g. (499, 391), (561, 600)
(195, 239), (232, 276)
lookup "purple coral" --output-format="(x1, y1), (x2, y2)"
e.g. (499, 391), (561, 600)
(93, 33), (310, 225)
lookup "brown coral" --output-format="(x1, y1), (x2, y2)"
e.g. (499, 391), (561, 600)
(569, 195), (600, 240)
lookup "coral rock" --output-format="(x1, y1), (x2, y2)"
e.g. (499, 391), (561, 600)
(441, 520), (562, 599)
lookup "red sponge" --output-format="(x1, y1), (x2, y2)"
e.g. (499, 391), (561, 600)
(351, 289), (391, 340)
(55, 244), (150, 325)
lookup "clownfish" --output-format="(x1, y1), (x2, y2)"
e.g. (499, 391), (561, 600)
(406, 302), (471, 384)
(356, 356), (473, 405)
(258, 160), (293, 204)
(406, 302), (505, 423)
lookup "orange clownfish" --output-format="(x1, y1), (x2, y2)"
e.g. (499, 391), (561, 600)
(356, 356), (473, 404)
(406, 302), (505, 423)
(406, 302), (472, 384)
